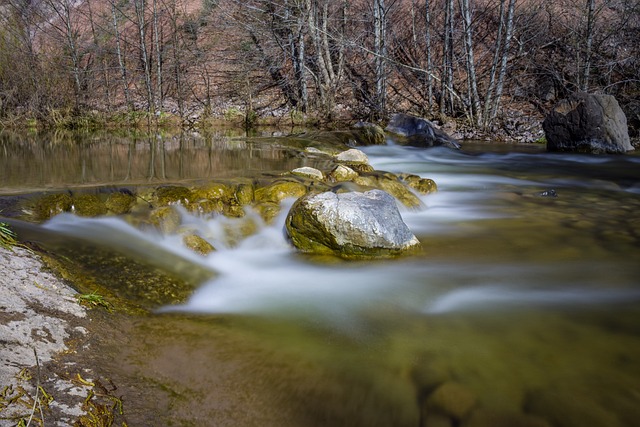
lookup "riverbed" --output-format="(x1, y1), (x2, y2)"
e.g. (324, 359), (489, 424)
(1, 130), (639, 426)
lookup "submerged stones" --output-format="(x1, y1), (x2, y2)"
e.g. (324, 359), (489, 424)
(285, 189), (421, 259)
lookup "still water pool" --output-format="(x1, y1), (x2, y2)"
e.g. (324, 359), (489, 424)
(2, 131), (639, 426)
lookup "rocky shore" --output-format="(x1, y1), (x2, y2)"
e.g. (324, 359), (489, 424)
(0, 245), (113, 426)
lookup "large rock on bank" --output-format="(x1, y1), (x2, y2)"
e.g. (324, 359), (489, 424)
(285, 189), (421, 259)
(386, 113), (461, 149)
(542, 92), (634, 154)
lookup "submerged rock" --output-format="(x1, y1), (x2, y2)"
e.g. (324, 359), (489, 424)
(285, 189), (421, 259)
(73, 194), (107, 217)
(354, 173), (423, 208)
(542, 92), (634, 154)
(255, 181), (308, 204)
(399, 174), (438, 195)
(386, 113), (461, 149)
(183, 234), (216, 256)
(424, 382), (477, 421)
(105, 191), (136, 215)
(32, 193), (73, 221)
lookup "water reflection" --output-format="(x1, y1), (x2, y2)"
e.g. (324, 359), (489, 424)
(0, 129), (330, 194)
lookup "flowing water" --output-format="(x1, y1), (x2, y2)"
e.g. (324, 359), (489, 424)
(2, 130), (640, 426)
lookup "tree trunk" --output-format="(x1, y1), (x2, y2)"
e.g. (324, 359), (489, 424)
(460, 0), (481, 125)
(581, 0), (596, 91)
(134, 0), (155, 114)
(490, 0), (516, 122)
(425, 0), (433, 110)
(483, 0), (505, 127)
(440, 0), (454, 115)
(374, 0), (387, 116)
(111, 2), (132, 109)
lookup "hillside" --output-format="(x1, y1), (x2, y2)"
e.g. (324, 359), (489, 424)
(0, 0), (638, 140)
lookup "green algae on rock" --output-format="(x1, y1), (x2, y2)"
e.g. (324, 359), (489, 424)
(182, 234), (216, 256)
(72, 194), (107, 217)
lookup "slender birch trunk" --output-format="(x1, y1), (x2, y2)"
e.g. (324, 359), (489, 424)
(581, 0), (596, 91)
(460, 0), (481, 125)
(134, 0), (155, 114)
(483, 0), (505, 127)
(111, 2), (132, 109)
(490, 0), (516, 121)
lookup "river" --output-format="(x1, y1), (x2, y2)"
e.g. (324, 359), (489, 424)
(1, 130), (639, 427)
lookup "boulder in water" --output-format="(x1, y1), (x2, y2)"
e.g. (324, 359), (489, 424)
(542, 92), (634, 154)
(285, 189), (421, 259)
(386, 113), (461, 149)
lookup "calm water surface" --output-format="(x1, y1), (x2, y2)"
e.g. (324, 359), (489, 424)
(2, 131), (640, 426)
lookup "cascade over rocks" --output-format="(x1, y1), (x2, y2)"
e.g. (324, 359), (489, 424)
(385, 113), (461, 149)
(285, 189), (421, 259)
(542, 92), (634, 154)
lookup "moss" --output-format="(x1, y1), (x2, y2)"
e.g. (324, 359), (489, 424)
(354, 174), (422, 208)
(235, 183), (255, 205)
(33, 193), (73, 221)
(149, 206), (181, 234)
(254, 181), (308, 204)
(73, 194), (108, 217)
(105, 192), (136, 215)
(254, 202), (281, 224)
(155, 186), (195, 207)
(182, 234), (216, 256)
(399, 174), (438, 195)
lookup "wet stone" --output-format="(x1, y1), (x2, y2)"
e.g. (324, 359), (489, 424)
(524, 389), (621, 427)
(182, 234), (216, 256)
(424, 382), (477, 421)
(72, 194), (107, 217)
(149, 206), (181, 234)
(155, 186), (195, 207)
(33, 193), (73, 221)
(105, 192), (136, 215)
(291, 167), (324, 181)
(329, 165), (359, 182)
(254, 181), (307, 204)
(463, 409), (551, 427)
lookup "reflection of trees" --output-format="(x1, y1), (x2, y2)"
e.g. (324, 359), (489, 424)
(0, 130), (328, 192)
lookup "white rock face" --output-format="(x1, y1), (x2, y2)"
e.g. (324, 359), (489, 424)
(291, 166), (324, 180)
(336, 148), (369, 164)
(286, 189), (420, 258)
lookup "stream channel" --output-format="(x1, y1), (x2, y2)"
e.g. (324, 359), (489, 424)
(1, 129), (640, 426)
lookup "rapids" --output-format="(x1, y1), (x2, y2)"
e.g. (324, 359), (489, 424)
(2, 131), (640, 426)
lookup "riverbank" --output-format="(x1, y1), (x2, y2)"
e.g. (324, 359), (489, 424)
(0, 245), (126, 426)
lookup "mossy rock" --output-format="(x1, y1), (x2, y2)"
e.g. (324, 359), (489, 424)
(189, 199), (225, 216)
(223, 203), (245, 218)
(463, 409), (551, 427)
(33, 193), (73, 221)
(352, 122), (386, 145)
(336, 148), (369, 164)
(149, 206), (181, 234)
(223, 217), (260, 247)
(346, 163), (375, 174)
(424, 382), (478, 421)
(105, 192), (136, 215)
(291, 167), (324, 181)
(192, 182), (234, 202)
(235, 182), (255, 205)
(73, 194), (108, 217)
(400, 174), (438, 195)
(254, 202), (281, 224)
(254, 181), (308, 204)
(354, 174), (422, 208)
(183, 234), (216, 256)
(329, 165), (359, 182)
(155, 186), (195, 207)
